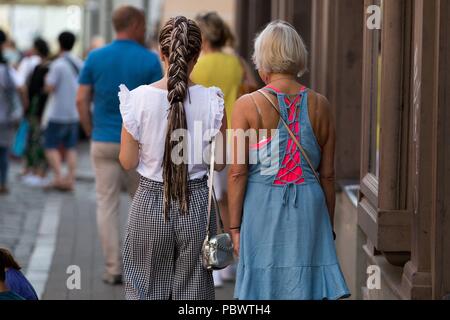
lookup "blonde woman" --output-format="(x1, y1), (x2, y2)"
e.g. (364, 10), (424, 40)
(119, 16), (226, 300)
(228, 21), (350, 300)
(191, 12), (243, 126)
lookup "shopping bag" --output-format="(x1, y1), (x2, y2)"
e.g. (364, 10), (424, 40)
(11, 119), (29, 157)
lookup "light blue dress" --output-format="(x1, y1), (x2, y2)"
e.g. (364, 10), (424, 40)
(234, 86), (350, 300)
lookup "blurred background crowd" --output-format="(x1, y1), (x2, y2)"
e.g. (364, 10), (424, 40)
(0, 0), (256, 191)
(0, 0), (257, 294)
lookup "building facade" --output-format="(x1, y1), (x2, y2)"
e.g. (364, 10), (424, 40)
(235, 0), (450, 300)
(82, 0), (162, 51)
(0, 0), (85, 53)
(82, 0), (236, 54)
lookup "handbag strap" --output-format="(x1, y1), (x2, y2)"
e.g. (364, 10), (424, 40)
(206, 138), (225, 238)
(64, 56), (80, 77)
(255, 89), (321, 184)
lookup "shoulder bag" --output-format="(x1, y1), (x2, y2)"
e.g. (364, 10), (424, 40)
(201, 138), (235, 270)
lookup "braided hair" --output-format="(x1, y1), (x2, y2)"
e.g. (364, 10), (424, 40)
(159, 17), (202, 219)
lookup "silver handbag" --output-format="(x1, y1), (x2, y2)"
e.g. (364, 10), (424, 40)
(201, 138), (234, 271)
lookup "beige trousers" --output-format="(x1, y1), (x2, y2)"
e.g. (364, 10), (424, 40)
(91, 142), (138, 276)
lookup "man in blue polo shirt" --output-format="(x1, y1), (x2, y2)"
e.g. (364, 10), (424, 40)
(76, 5), (162, 285)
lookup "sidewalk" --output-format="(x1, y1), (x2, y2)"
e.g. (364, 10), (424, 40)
(0, 162), (47, 272)
(41, 177), (128, 299)
(6, 142), (234, 300)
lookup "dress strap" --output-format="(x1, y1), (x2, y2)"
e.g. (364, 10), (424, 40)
(262, 86), (280, 96)
(249, 93), (265, 132)
(299, 85), (307, 94)
(249, 94), (263, 118)
(263, 85), (308, 96)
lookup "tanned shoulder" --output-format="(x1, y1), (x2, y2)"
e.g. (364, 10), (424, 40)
(307, 89), (334, 148)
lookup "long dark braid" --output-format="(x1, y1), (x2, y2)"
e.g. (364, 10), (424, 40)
(159, 17), (202, 219)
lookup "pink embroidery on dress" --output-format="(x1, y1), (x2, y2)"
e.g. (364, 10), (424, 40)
(274, 92), (305, 185)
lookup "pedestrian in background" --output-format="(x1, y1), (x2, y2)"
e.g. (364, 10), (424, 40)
(44, 31), (82, 191)
(0, 29), (21, 195)
(229, 21), (350, 300)
(21, 38), (51, 188)
(190, 11), (245, 288)
(0, 254), (24, 300)
(0, 248), (38, 300)
(119, 16), (226, 300)
(77, 5), (163, 286)
(15, 39), (42, 118)
(2, 39), (21, 69)
(16, 40), (42, 95)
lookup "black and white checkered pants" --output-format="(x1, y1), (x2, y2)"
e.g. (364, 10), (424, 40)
(123, 176), (216, 300)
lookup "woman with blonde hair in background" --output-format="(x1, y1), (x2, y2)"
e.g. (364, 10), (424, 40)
(191, 11), (256, 288)
(119, 16), (227, 300)
(229, 21), (350, 300)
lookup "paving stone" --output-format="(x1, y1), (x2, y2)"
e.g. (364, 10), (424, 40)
(2, 143), (235, 300)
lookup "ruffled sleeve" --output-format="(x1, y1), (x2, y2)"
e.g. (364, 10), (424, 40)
(207, 86), (225, 141)
(118, 84), (139, 141)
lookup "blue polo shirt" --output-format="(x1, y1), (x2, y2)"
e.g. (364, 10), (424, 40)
(79, 40), (163, 143)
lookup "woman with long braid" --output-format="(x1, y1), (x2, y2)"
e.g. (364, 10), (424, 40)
(119, 16), (227, 300)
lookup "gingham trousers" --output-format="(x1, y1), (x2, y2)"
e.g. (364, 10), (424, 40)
(123, 176), (216, 300)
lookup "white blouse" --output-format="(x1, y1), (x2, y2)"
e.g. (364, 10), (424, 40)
(119, 84), (224, 182)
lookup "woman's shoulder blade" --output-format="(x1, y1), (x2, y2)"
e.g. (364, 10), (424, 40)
(306, 89), (330, 105)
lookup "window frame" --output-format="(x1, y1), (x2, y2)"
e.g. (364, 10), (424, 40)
(358, 0), (413, 253)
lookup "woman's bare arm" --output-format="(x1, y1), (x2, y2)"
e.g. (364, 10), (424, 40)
(119, 128), (140, 171)
(228, 96), (252, 257)
(314, 94), (336, 228)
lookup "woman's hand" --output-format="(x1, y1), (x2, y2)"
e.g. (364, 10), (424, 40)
(230, 230), (240, 258)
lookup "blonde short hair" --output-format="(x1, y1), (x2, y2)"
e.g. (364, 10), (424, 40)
(253, 21), (308, 77)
